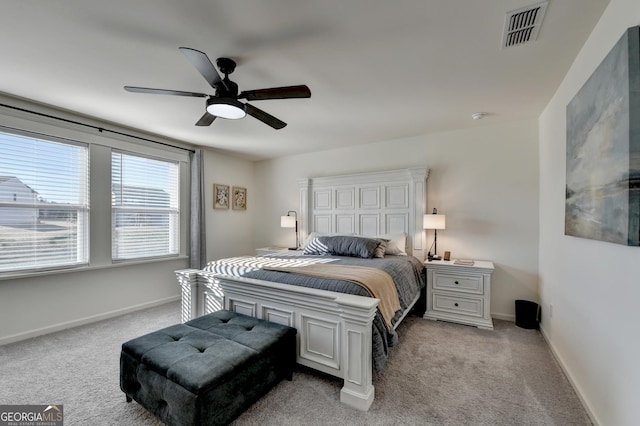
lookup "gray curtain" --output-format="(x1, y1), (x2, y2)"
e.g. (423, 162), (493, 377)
(189, 149), (206, 269)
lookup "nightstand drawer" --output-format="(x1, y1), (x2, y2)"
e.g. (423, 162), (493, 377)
(432, 293), (484, 318)
(433, 273), (483, 294)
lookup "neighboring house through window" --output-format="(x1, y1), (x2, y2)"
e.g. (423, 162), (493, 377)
(0, 130), (89, 273)
(111, 151), (179, 261)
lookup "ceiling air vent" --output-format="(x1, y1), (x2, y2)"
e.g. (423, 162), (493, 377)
(501, 1), (548, 48)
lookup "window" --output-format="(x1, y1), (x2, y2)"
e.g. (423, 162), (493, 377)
(111, 151), (179, 260)
(0, 129), (89, 273)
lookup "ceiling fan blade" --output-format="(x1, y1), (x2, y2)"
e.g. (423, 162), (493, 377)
(124, 86), (208, 98)
(238, 85), (311, 101)
(195, 112), (216, 127)
(244, 103), (287, 129)
(179, 47), (227, 91)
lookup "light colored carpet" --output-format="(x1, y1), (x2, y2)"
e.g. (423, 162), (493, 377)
(0, 302), (591, 425)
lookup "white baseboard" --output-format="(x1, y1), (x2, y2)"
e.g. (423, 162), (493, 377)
(491, 312), (515, 322)
(539, 325), (600, 426)
(0, 295), (180, 346)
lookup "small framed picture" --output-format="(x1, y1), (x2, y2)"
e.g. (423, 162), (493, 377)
(213, 184), (229, 209)
(232, 186), (247, 210)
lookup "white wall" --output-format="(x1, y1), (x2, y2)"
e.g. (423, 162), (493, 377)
(0, 258), (185, 344)
(254, 119), (540, 319)
(202, 149), (256, 260)
(538, 1), (640, 425)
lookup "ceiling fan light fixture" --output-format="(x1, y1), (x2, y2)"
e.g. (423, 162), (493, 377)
(206, 97), (246, 119)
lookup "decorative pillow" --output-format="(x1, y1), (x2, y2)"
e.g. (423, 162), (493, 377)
(303, 236), (330, 255)
(299, 232), (319, 251)
(376, 233), (407, 256)
(372, 239), (388, 258)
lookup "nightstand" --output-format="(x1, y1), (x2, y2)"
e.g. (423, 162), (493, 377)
(255, 247), (289, 256)
(423, 259), (495, 330)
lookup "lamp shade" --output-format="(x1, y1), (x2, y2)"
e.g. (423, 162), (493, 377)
(423, 213), (446, 230)
(281, 215), (296, 228)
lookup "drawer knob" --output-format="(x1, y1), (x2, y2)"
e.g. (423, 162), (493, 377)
(454, 281), (459, 285)
(454, 302), (459, 307)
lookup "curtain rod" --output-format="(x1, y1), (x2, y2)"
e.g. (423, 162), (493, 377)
(0, 102), (195, 153)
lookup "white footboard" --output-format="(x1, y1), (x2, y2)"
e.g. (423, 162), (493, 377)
(175, 268), (379, 411)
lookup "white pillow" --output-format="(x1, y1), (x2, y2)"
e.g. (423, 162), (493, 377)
(376, 233), (407, 256)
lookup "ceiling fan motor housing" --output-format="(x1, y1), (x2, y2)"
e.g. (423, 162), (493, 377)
(217, 78), (238, 97)
(216, 57), (237, 75)
(215, 58), (239, 97)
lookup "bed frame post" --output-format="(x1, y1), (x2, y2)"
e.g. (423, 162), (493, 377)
(298, 178), (312, 247)
(337, 298), (378, 411)
(176, 269), (201, 322)
(409, 167), (429, 261)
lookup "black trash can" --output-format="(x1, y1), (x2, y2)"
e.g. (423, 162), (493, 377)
(515, 300), (540, 329)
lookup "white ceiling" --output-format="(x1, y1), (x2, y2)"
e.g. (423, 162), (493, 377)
(0, 0), (608, 161)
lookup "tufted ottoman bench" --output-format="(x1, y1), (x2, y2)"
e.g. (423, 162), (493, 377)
(120, 310), (297, 426)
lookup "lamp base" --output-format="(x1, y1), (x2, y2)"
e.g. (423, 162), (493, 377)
(427, 253), (442, 261)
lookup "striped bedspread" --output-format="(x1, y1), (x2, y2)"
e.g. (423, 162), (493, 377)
(203, 254), (338, 276)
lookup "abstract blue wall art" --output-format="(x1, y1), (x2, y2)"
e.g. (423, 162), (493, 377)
(566, 26), (640, 246)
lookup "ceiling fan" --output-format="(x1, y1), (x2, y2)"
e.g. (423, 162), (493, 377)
(124, 47), (311, 129)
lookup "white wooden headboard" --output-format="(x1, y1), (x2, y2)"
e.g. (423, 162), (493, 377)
(297, 167), (429, 259)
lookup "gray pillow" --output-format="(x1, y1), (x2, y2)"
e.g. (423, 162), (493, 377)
(320, 235), (383, 258)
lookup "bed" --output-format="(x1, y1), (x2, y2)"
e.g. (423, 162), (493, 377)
(175, 167), (429, 411)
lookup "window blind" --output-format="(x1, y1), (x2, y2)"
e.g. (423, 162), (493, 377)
(0, 129), (89, 273)
(111, 151), (179, 260)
